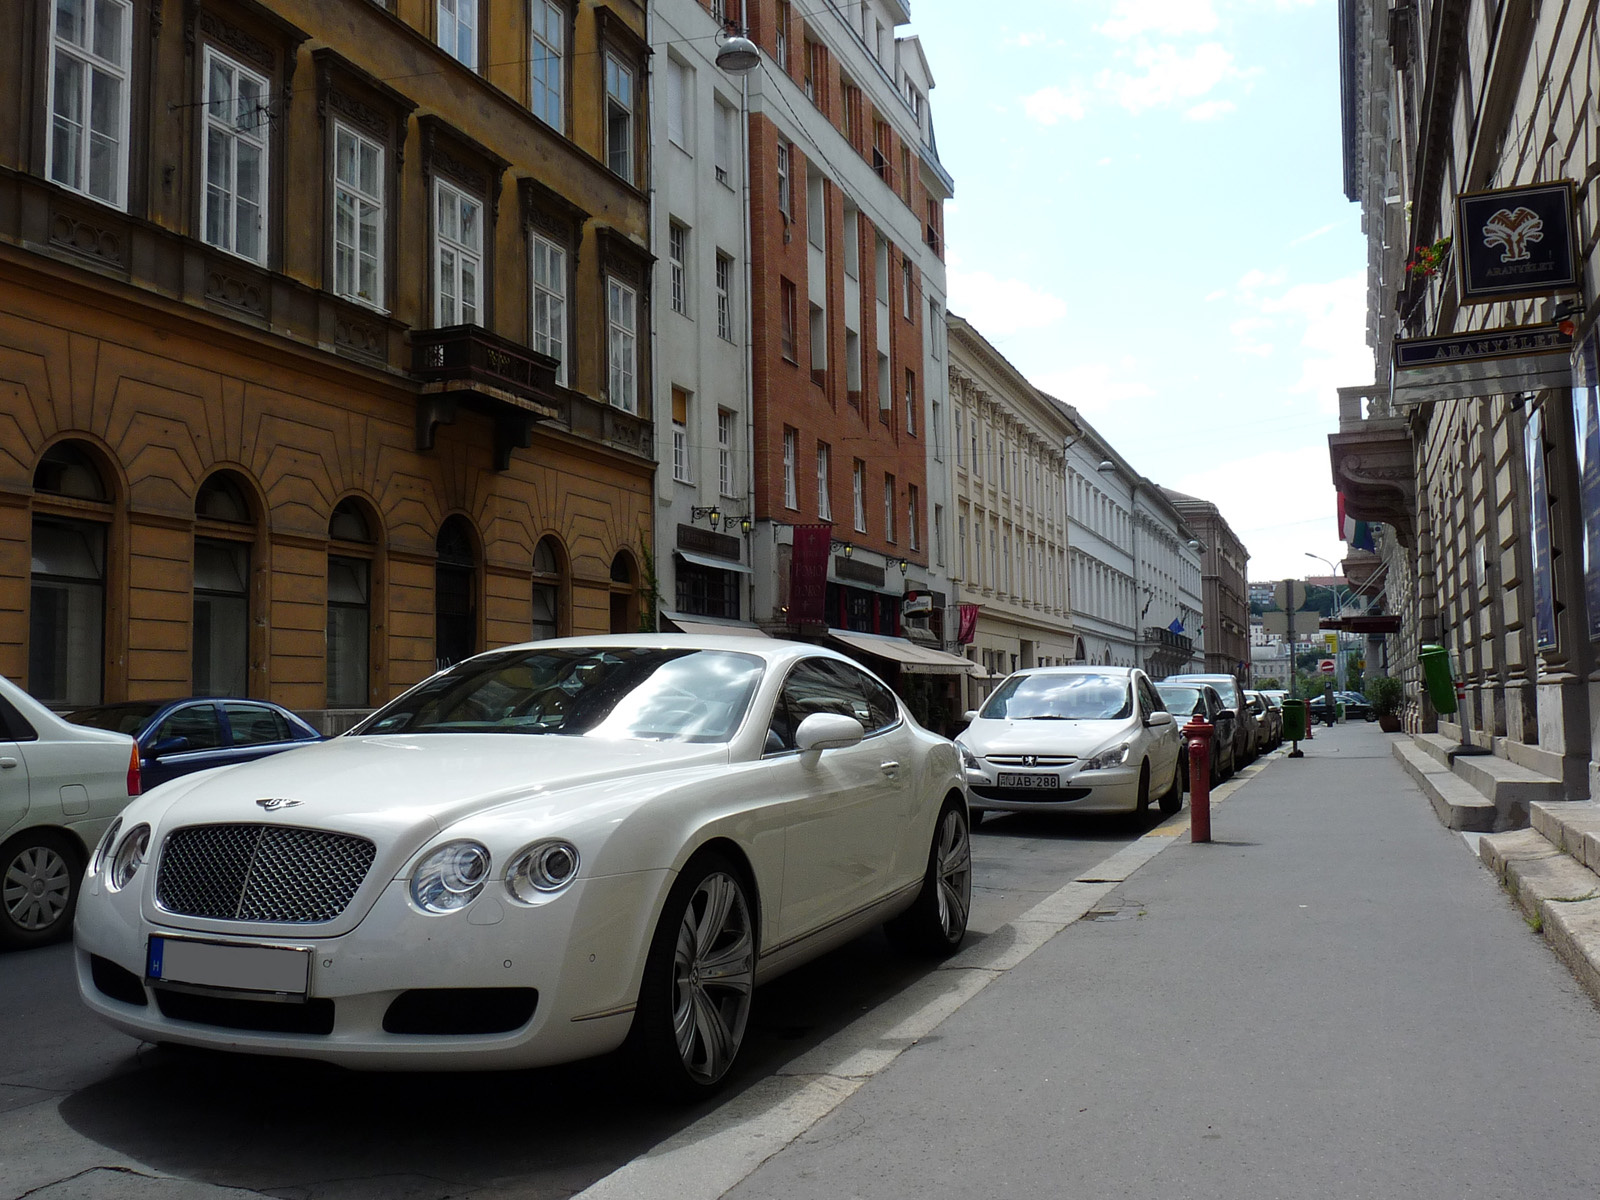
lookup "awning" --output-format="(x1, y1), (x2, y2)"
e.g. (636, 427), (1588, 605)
(1390, 323), (1574, 405)
(828, 631), (975, 676)
(660, 612), (770, 638)
(1320, 615), (1402, 634)
(674, 550), (753, 576)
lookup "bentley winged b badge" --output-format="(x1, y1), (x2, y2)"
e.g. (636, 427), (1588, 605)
(255, 798), (303, 812)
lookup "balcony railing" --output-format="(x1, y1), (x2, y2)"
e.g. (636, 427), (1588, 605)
(412, 324), (560, 409)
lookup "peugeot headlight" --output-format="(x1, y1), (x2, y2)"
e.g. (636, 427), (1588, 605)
(505, 841), (581, 904)
(411, 841), (492, 913)
(92, 819), (123, 878)
(958, 744), (982, 772)
(108, 824), (150, 891)
(1081, 743), (1131, 772)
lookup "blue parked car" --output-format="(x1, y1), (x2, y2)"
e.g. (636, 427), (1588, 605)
(65, 698), (323, 789)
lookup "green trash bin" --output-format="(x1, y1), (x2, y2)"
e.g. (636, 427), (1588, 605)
(1419, 644), (1457, 714)
(1281, 698), (1307, 742)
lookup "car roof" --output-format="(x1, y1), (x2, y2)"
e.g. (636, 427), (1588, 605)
(447, 633), (866, 675)
(1012, 665), (1140, 678)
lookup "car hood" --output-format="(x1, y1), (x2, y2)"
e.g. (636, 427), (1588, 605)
(128, 733), (729, 846)
(959, 717), (1137, 757)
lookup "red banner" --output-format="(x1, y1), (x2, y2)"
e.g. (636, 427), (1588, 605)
(789, 524), (831, 625)
(957, 603), (979, 645)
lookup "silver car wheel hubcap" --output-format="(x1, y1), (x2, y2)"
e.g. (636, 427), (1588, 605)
(3, 846), (71, 932)
(934, 810), (972, 941)
(671, 871), (754, 1085)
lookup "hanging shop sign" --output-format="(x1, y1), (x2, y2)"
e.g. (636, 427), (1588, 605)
(1455, 182), (1580, 305)
(1391, 323), (1574, 406)
(788, 524), (831, 627)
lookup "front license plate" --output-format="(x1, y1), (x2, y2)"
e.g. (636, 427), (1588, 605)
(146, 936), (311, 997)
(996, 772), (1060, 789)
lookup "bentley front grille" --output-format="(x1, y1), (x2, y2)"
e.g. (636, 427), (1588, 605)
(156, 824), (376, 924)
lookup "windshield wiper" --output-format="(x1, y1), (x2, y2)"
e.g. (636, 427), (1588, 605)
(1025, 714), (1079, 720)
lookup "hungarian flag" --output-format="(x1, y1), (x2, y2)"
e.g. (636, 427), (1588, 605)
(1337, 493), (1376, 551)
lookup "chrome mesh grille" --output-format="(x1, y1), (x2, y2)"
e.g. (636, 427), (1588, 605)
(985, 754), (1077, 768)
(157, 824), (376, 924)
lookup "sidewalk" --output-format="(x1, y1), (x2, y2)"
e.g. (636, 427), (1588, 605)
(715, 722), (1600, 1200)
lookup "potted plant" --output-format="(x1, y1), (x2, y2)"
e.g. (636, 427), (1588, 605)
(1366, 675), (1404, 733)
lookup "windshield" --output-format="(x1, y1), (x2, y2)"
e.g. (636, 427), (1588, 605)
(981, 674), (1133, 721)
(1156, 685), (1206, 717)
(66, 702), (163, 735)
(356, 647), (765, 743)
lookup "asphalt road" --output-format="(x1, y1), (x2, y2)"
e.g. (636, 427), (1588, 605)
(0, 805), (1165, 1200)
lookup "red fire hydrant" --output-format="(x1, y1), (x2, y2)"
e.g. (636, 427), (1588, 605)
(1183, 715), (1214, 844)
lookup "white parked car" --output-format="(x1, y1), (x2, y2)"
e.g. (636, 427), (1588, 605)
(1, 674), (140, 948)
(76, 636), (970, 1096)
(957, 666), (1182, 821)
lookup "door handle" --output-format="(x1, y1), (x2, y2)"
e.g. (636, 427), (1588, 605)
(0, 757), (16, 768)
(880, 761), (900, 773)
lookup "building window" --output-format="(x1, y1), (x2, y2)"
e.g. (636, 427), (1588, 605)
(908, 485), (920, 551)
(718, 408), (736, 496)
(783, 427), (798, 509)
(434, 179), (482, 326)
(954, 406), (964, 466)
(47, 0), (132, 209)
(531, 536), (564, 641)
(841, 82), (860, 146)
(929, 300), (942, 356)
(438, 0), (477, 68)
(332, 123), (384, 308)
(884, 474), (896, 543)
(900, 145), (912, 203)
(816, 442), (832, 520)
(853, 459), (866, 532)
(775, 1), (790, 71)
(669, 220), (688, 315)
(530, 0), (564, 132)
(715, 251), (734, 341)
(532, 234), (567, 385)
(932, 396), (943, 460)
(326, 500), (373, 709)
(667, 56), (691, 151)
(934, 503), (945, 566)
(605, 54), (634, 182)
(435, 516), (478, 669)
(806, 39), (828, 109)
(193, 474), (254, 698)
(776, 139), (792, 218)
(905, 369), (917, 437)
(714, 98), (734, 186)
(30, 518), (107, 708)
(902, 256), (914, 319)
(675, 558), (739, 620)
(201, 48), (271, 264)
(671, 386), (691, 482)
(780, 277), (798, 360)
(971, 415), (980, 471)
(803, 38), (817, 101)
(607, 278), (638, 412)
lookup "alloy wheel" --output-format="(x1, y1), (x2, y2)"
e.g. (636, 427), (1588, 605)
(3, 844), (72, 932)
(670, 871), (755, 1086)
(934, 808), (972, 942)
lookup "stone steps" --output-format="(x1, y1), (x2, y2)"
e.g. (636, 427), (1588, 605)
(1398, 733), (1564, 831)
(1480, 803), (1600, 1005)
(1393, 739), (1498, 831)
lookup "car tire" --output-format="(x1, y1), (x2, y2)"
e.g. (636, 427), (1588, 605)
(1133, 760), (1151, 819)
(630, 850), (756, 1100)
(885, 798), (971, 958)
(1158, 762), (1182, 815)
(0, 829), (83, 950)
(967, 806), (985, 831)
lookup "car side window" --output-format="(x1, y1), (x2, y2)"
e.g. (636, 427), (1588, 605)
(766, 659), (868, 754)
(0, 694), (37, 741)
(1138, 677), (1164, 715)
(225, 703), (293, 747)
(836, 663), (900, 734)
(155, 704), (223, 751)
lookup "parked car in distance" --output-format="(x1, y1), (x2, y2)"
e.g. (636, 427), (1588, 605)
(1248, 691), (1282, 751)
(1154, 681), (1237, 788)
(958, 666), (1182, 821)
(1338, 691), (1375, 721)
(1, 674), (139, 948)
(66, 698), (322, 789)
(1163, 674), (1258, 765)
(76, 636), (970, 1098)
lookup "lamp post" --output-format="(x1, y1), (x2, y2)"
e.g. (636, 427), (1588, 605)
(1305, 552), (1349, 693)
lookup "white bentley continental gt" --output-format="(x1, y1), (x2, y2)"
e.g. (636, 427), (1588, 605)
(75, 636), (971, 1096)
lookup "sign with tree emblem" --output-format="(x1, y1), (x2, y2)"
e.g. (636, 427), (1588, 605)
(1454, 182), (1579, 304)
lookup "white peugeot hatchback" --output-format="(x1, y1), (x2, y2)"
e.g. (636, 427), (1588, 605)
(957, 666), (1182, 821)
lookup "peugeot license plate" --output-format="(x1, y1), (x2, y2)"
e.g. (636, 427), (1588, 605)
(146, 935), (311, 998)
(996, 772), (1059, 789)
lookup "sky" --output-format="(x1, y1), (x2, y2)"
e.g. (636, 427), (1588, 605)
(905, 0), (1369, 584)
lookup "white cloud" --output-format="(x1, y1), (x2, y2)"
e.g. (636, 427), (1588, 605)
(1100, 0), (1219, 40)
(1184, 99), (1237, 121)
(1173, 445), (1342, 579)
(1004, 31), (1055, 48)
(1021, 84), (1087, 125)
(1215, 270), (1373, 414)
(1097, 42), (1239, 114)
(1288, 220), (1343, 247)
(1030, 361), (1157, 415)
(947, 270), (1070, 338)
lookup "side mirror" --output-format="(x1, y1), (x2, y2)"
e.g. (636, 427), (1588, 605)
(1216, 709), (1236, 722)
(795, 712), (866, 755)
(147, 735), (190, 758)
(962, 710), (980, 724)
(1144, 711), (1174, 727)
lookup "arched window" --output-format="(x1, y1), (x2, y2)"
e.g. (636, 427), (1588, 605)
(31, 443), (111, 705)
(609, 549), (638, 633)
(193, 471), (254, 697)
(328, 498), (376, 707)
(436, 516), (478, 668)
(531, 535), (565, 642)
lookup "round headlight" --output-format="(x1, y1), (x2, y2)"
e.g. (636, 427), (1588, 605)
(108, 825), (150, 892)
(506, 841), (581, 904)
(411, 841), (491, 913)
(92, 818), (123, 878)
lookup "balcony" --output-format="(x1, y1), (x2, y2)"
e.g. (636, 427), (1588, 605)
(1327, 384), (1415, 545)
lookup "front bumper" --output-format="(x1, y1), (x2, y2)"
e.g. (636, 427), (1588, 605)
(965, 764), (1142, 815)
(74, 867), (670, 1071)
